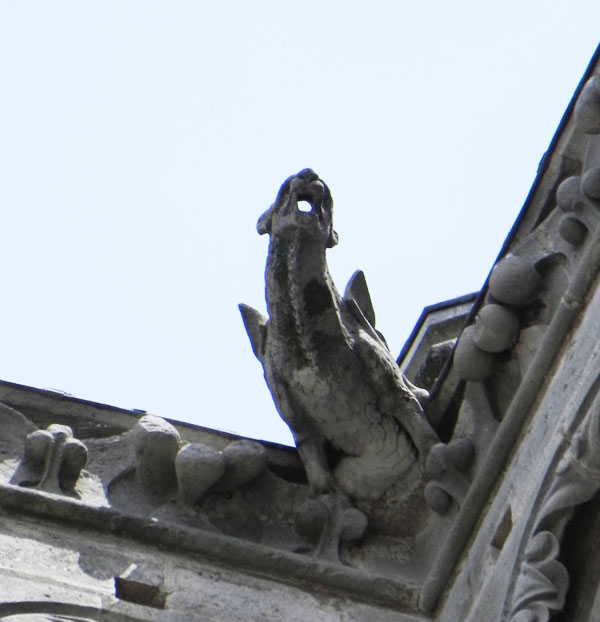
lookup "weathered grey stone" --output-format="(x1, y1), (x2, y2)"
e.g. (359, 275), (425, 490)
(0, 511), (424, 621)
(218, 439), (268, 491)
(59, 436), (89, 490)
(173, 438), (268, 505)
(133, 415), (180, 497)
(11, 424), (88, 494)
(423, 482), (451, 515)
(295, 498), (330, 541)
(175, 442), (226, 505)
(294, 494), (368, 561)
(509, 531), (569, 621)
(574, 75), (600, 134)
(25, 429), (53, 463)
(423, 439), (473, 514)
(556, 175), (583, 211)
(473, 303), (520, 353)
(559, 215), (588, 246)
(340, 507), (369, 542)
(488, 255), (541, 307)
(453, 325), (495, 381)
(582, 165), (600, 200)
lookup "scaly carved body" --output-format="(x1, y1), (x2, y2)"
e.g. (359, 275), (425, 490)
(241, 169), (438, 501)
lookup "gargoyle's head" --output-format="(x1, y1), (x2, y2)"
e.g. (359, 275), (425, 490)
(257, 169), (339, 248)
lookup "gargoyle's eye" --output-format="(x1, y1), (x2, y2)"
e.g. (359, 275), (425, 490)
(298, 200), (312, 213)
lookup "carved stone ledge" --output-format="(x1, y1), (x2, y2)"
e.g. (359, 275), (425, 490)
(0, 482), (421, 612)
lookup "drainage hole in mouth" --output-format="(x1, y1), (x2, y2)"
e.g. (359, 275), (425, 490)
(297, 200), (313, 213)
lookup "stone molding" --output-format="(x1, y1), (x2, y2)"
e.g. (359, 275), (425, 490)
(0, 483), (419, 612)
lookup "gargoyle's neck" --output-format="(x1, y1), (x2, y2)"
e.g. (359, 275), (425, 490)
(266, 231), (343, 362)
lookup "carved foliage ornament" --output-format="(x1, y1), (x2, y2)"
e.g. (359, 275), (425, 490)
(507, 386), (600, 621)
(11, 424), (87, 494)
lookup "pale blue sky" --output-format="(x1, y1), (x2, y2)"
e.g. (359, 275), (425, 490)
(0, 2), (598, 444)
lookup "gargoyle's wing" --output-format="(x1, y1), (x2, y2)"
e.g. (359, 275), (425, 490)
(239, 303), (268, 362)
(346, 280), (438, 457)
(343, 270), (392, 349)
(343, 270), (376, 327)
(354, 334), (437, 456)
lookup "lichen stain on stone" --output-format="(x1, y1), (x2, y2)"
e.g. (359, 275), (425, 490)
(303, 280), (334, 316)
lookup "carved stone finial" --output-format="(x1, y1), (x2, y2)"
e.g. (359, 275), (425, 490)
(240, 169), (440, 521)
(12, 424), (88, 493)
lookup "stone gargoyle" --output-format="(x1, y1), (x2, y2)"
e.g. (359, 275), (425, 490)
(240, 169), (440, 505)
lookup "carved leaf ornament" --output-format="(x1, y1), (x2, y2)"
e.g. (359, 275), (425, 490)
(510, 531), (568, 621)
(508, 388), (600, 621)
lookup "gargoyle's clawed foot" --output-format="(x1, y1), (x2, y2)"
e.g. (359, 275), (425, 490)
(294, 495), (368, 563)
(423, 437), (475, 515)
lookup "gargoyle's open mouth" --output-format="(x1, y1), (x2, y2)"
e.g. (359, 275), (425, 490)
(257, 169), (337, 246)
(295, 182), (326, 223)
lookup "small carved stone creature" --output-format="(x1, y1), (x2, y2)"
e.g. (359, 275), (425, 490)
(240, 169), (439, 502)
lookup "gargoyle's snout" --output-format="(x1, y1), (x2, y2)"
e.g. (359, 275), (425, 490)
(257, 169), (338, 248)
(295, 168), (319, 184)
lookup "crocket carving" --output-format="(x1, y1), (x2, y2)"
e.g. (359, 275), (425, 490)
(240, 169), (439, 502)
